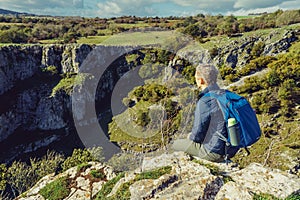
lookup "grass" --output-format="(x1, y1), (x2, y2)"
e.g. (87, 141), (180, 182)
(236, 15), (259, 19)
(40, 176), (70, 200)
(77, 36), (110, 44)
(51, 74), (76, 96)
(0, 22), (27, 26)
(90, 169), (106, 179)
(253, 193), (300, 200)
(101, 30), (176, 46)
(51, 73), (92, 96)
(39, 39), (64, 44)
(114, 22), (150, 29)
(77, 163), (92, 172)
(77, 30), (178, 45)
(95, 172), (125, 200)
(107, 166), (172, 200)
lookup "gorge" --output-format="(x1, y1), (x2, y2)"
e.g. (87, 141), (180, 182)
(0, 29), (298, 164)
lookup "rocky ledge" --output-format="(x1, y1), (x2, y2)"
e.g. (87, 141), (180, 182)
(19, 152), (300, 200)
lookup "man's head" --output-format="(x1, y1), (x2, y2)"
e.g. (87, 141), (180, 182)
(195, 64), (218, 90)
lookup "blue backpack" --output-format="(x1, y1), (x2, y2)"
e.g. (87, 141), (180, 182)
(204, 90), (261, 155)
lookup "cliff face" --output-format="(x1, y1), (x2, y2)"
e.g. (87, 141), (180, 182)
(18, 152), (300, 200)
(0, 45), (42, 95)
(0, 44), (138, 162)
(0, 44), (96, 163)
(0, 44), (93, 96)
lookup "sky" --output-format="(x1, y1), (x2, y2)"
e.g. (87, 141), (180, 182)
(1, 0), (300, 18)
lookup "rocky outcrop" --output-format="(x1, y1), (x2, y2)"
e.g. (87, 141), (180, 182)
(18, 162), (116, 200)
(213, 30), (298, 68)
(19, 152), (300, 200)
(41, 44), (93, 73)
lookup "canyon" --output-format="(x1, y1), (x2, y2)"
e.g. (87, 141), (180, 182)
(0, 29), (297, 163)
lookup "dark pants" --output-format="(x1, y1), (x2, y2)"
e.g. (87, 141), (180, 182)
(172, 138), (224, 162)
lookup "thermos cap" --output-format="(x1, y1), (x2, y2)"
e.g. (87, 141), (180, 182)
(228, 118), (237, 127)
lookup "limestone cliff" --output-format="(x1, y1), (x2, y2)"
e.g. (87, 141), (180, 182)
(18, 152), (300, 200)
(0, 44), (136, 163)
(0, 44), (95, 163)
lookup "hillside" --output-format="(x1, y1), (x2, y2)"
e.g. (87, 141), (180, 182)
(0, 8), (32, 16)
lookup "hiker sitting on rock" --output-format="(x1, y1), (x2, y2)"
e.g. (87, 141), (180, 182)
(172, 64), (239, 162)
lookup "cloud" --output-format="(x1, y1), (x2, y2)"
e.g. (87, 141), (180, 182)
(279, 0), (300, 9)
(170, 0), (237, 14)
(229, 0), (300, 16)
(1, 0), (87, 14)
(96, 0), (165, 17)
(73, 0), (84, 8)
(97, 1), (122, 15)
(234, 0), (284, 9)
(0, 0), (299, 17)
(1, 0), (71, 10)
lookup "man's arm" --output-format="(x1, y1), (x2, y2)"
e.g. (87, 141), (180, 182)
(189, 99), (211, 143)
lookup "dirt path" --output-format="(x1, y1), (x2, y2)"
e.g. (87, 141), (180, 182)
(225, 68), (270, 89)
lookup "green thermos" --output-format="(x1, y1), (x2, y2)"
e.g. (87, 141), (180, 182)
(228, 118), (240, 146)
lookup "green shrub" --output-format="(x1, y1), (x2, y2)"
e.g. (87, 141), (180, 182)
(90, 170), (105, 179)
(7, 161), (37, 197)
(40, 176), (70, 200)
(95, 172), (125, 200)
(135, 166), (172, 180)
(181, 65), (196, 84)
(30, 151), (65, 179)
(125, 53), (140, 64)
(285, 193), (300, 200)
(131, 83), (173, 103)
(219, 65), (235, 79)
(0, 164), (7, 192)
(51, 73), (94, 96)
(253, 193), (279, 200)
(51, 74), (76, 96)
(62, 148), (104, 171)
(77, 163), (92, 172)
(96, 167), (172, 199)
(3, 151), (64, 198)
(41, 65), (59, 75)
(251, 41), (265, 58)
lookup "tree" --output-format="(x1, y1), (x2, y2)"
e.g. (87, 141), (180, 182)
(0, 164), (7, 198)
(62, 148), (104, 171)
(7, 161), (36, 198)
(251, 41), (265, 58)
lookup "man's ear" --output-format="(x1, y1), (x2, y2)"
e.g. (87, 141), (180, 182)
(199, 77), (205, 85)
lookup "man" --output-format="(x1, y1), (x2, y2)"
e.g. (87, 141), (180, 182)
(172, 64), (238, 162)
